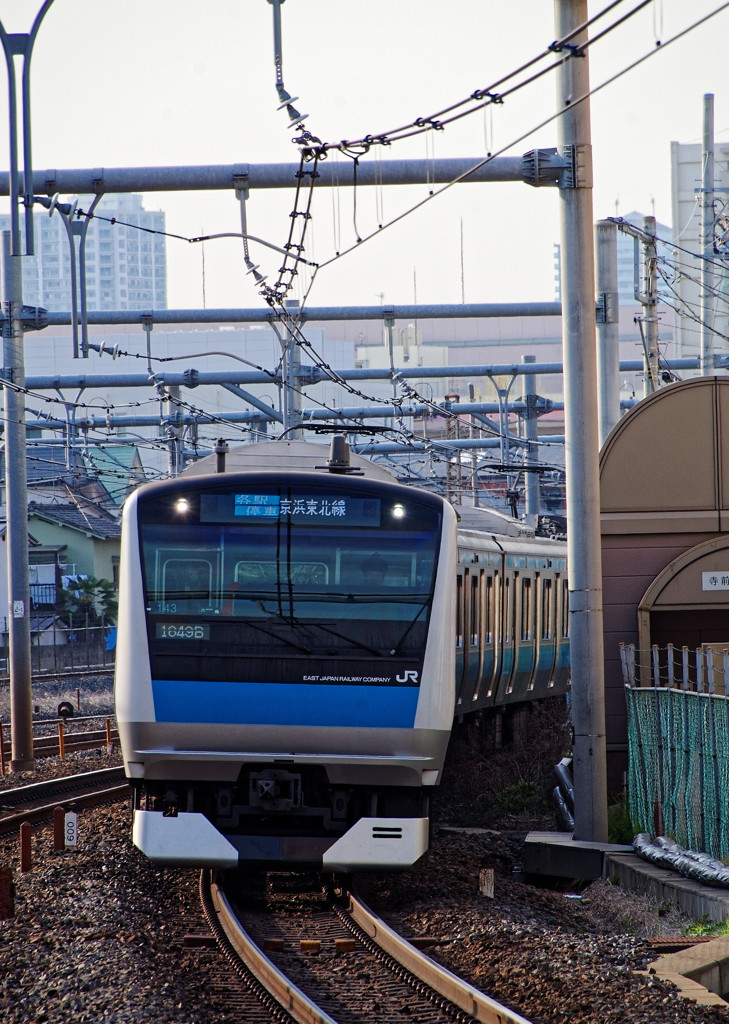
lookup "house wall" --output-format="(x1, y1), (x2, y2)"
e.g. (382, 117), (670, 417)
(26, 519), (119, 583)
(602, 531), (713, 781)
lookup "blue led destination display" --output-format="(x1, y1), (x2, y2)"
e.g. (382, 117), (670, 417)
(200, 493), (381, 527)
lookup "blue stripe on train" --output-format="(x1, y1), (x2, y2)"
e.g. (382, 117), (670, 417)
(151, 679), (420, 728)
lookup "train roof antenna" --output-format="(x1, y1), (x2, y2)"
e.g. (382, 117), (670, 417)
(321, 434), (363, 475)
(327, 434), (351, 473)
(215, 438), (229, 474)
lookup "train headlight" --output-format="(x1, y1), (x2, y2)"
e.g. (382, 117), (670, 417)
(391, 503), (406, 520)
(174, 497), (190, 514)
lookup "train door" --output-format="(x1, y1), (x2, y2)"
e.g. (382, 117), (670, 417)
(553, 575), (570, 690)
(477, 571), (499, 706)
(462, 570), (487, 706)
(455, 570), (467, 708)
(456, 567), (484, 708)
(518, 574), (538, 697)
(504, 574), (537, 700)
(469, 568), (502, 711)
(495, 572), (516, 702)
(531, 575), (559, 697)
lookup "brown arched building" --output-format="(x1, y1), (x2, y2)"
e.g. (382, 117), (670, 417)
(600, 376), (729, 789)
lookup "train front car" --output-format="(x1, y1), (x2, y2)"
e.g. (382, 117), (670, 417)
(115, 447), (457, 872)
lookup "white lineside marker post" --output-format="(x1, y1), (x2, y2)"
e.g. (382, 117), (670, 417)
(64, 811), (78, 849)
(479, 868), (494, 898)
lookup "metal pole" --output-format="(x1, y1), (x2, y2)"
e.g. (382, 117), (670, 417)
(700, 93), (715, 376)
(642, 215), (660, 393)
(468, 382), (480, 508)
(522, 355), (540, 529)
(554, 0), (607, 842)
(1, 231), (34, 772)
(164, 385), (183, 476)
(595, 219), (620, 443)
(0, 1), (55, 256)
(20, 1), (56, 253)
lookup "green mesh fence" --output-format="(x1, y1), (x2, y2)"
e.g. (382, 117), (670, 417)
(626, 685), (729, 859)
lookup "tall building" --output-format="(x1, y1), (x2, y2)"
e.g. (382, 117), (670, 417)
(0, 193), (167, 312)
(671, 140), (729, 359)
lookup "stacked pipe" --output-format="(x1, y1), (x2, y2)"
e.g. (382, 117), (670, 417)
(553, 756), (575, 831)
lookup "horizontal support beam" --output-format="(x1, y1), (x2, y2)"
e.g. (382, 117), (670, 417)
(354, 436), (565, 454)
(0, 155), (546, 198)
(15, 358), (703, 393)
(18, 398), (562, 432)
(27, 301), (564, 328)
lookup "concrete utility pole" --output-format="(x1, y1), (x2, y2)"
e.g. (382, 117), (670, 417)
(554, 0), (608, 842)
(641, 215), (660, 394)
(700, 93), (715, 376)
(595, 219), (620, 443)
(1, 232), (34, 772)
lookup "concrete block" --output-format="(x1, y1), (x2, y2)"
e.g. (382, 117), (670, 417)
(524, 831), (633, 880)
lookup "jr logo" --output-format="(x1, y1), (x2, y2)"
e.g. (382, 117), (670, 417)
(395, 670), (419, 684)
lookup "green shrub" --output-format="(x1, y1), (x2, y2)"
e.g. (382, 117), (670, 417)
(607, 801), (637, 845)
(490, 780), (545, 816)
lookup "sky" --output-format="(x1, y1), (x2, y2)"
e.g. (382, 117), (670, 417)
(0, 0), (726, 315)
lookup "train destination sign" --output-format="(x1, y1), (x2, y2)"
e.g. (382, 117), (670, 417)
(200, 492), (381, 527)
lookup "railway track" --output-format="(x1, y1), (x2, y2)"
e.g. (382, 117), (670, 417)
(1, 721), (119, 765)
(0, 766), (129, 835)
(202, 871), (534, 1024)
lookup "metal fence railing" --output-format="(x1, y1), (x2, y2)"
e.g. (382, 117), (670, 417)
(621, 642), (729, 859)
(0, 621), (116, 677)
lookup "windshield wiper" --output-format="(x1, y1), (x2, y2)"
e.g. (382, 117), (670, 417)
(388, 600), (431, 655)
(233, 617), (312, 654)
(304, 621), (388, 657)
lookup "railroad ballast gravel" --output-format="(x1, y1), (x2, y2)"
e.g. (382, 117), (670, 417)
(0, 787), (239, 1024)
(2, 777), (729, 1024)
(2, 674), (728, 1023)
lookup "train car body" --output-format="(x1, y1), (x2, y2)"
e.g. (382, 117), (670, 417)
(454, 514), (569, 714)
(114, 440), (569, 872)
(115, 441), (458, 871)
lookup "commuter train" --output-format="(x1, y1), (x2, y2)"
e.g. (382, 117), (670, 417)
(114, 438), (568, 872)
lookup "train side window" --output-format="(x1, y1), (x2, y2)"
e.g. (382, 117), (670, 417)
(469, 574), (480, 646)
(504, 577), (512, 641)
(521, 578), (533, 641)
(456, 574), (464, 648)
(541, 578), (553, 640)
(485, 577), (494, 644)
(560, 578), (570, 638)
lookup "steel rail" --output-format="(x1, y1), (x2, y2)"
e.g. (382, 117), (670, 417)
(209, 873), (535, 1024)
(0, 766), (129, 835)
(347, 891), (533, 1024)
(209, 877), (336, 1024)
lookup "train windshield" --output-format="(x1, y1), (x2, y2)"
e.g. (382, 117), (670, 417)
(137, 480), (442, 676)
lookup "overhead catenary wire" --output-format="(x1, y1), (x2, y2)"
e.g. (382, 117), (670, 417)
(7, 2), (729, 480)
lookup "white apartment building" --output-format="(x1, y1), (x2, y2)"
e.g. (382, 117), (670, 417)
(671, 140), (729, 359)
(0, 193), (167, 312)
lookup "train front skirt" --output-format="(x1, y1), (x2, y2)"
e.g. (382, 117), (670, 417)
(132, 808), (429, 871)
